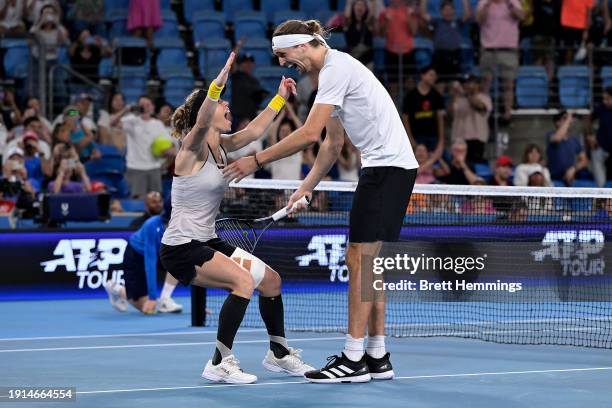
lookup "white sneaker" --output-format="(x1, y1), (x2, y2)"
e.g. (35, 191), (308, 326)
(157, 297), (183, 313)
(262, 348), (315, 377)
(102, 280), (128, 312)
(202, 355), (257, 384)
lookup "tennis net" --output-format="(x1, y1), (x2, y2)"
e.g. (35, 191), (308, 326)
(192, 179), (612, 349)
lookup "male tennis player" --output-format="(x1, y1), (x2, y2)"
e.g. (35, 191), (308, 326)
(224, 20), (419, 383)
(159, 53), (313, 384)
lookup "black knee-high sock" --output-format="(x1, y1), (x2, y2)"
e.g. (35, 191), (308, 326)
(212, 293), (250, 365)
(259, 295), (289, 358)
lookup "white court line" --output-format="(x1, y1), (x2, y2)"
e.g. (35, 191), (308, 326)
(75, 367), (612, 396)
(0, 336), (345, 353)
(0, 329), (268, 342)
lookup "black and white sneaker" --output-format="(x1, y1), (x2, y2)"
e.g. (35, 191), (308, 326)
(304, 353), (371, 383)
(365, 352), (394, 380)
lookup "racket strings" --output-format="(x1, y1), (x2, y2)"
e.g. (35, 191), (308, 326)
(216, 219), (257, 253)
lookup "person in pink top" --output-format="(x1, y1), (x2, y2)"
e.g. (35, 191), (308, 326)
(476, 0), (525, 123)
(127, 0), (162, 48)
(378, 0), (418, 102)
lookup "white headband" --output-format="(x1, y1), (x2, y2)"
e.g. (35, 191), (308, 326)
(272, 34), (329, 51)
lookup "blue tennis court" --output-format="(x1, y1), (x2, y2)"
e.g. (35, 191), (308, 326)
(1, 296), (611, 408)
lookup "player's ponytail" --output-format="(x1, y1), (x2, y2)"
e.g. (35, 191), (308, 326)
(171, 89), (207, 141)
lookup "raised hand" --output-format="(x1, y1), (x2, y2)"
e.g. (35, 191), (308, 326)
(213, 52), (235, 88)
(277, 76), (297, 100)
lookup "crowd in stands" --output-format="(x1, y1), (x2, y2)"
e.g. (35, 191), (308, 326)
(2, 0), (612, 221)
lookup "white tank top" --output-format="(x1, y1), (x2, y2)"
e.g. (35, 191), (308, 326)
(161, 144), (228, 246)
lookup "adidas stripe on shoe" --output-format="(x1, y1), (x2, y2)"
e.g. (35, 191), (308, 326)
(304, 353), (371, 383)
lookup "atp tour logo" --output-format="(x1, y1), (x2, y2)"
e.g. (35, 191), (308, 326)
(532, 230), (605, 276)
(295, 234), (348, 282)
(40, 239), (127, 289)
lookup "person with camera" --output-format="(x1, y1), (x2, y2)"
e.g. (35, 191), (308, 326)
(116, 95), (171, 198)
(48, 144), (92, 194)
(1, 146), (34, 196)
(61, 105), (100, 162)
(21, 130), (52, 192)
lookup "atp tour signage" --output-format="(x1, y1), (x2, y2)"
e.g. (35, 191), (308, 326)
(0, 224), (611, 300)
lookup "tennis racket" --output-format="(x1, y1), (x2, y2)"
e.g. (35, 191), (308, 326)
(215, 195), (310, 253)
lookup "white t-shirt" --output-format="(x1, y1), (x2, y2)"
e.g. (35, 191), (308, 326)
(121, 114), (170, 171)
(268, 152), (303, 180)
(314, 49), (418, 170)
(0, 0), (25, 29)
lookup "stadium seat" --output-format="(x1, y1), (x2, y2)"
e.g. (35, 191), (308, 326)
(155, 38), (188, 79)
(572, 180), (598, 188)
(460, 43), (475, 73)
(242, 38), (273, 67)
(515, 66), (548, 108)
(97, 144), (124, 157)
(104, 0), (126, 20)
(601, 66), (612, 89)
(373, 37), (386, 68)
(197, 38), (232, 78)
(108, 12), (129, 39)
(273, 10), (306, 26)
(234, 12), (268, 40)
(223, 0), (255, 22)
(154, 11), (180, 40)
(327, 32), (347, 50)
(98, 57), (114, 78)
(254, 66), (293, 103)
(192, 12), (226, 43)
(2, 39), (30, 78)
(315, 10), (336, 26)
(184, 0), (216, 24)
(558, 65), (591, 108)
(413, 37), (434, 69)
(298, 0), (331, 16)
(260, 0), (291, 22)
(118, 74), (147, 93)
(336, 0), (347, 10)
(160, 0), (171, 10)
(474, 163), (493, 181)
(164, 69), (195, 107)
(120, 199), (146, 212)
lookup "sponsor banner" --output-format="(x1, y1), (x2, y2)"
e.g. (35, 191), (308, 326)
(1, 224), (611, 300)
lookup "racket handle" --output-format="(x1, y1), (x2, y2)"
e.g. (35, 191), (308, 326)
(272, 195), (310, 221)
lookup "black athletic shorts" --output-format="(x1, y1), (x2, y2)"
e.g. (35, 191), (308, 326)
(123, 244), (148, 301)
(349, 166), (417, 243)
(160, 238), (236, 286)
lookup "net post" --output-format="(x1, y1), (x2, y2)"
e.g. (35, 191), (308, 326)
(191, 286), (206, 327)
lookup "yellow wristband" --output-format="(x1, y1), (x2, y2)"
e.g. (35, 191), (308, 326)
(207, 81), (224, 101)
(268, 94), (286, 113)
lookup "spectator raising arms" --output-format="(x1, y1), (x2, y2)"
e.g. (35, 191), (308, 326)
(29, 4), (70, 63)
(476, 0), (525, 123)
(449, 72), (492, 163)
(118, 95), (171, 198)
(513, 143), (552, 186)
(402, 65), (446, 152)
(422, 0), (472, 85)
(62, 105), (100, 161)
(2, 147), (34, 195)
(560, 0), (593, 63)
(546, 111), (590, 185)
(378, 0), (418, 102)
(266, 102), (303, 180)
(69, 29), (111, 83)
(98, 92), (128, 149)
(344, 0), (375, 68)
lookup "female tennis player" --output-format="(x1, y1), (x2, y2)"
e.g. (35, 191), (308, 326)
(224, 20), (419, 383)
(159, 53), (313, 384)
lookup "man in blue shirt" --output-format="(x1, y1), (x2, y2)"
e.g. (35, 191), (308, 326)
(103, 198), (182, 314)
(586, 87), (612, 186)
(546, 111), (589, 186)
